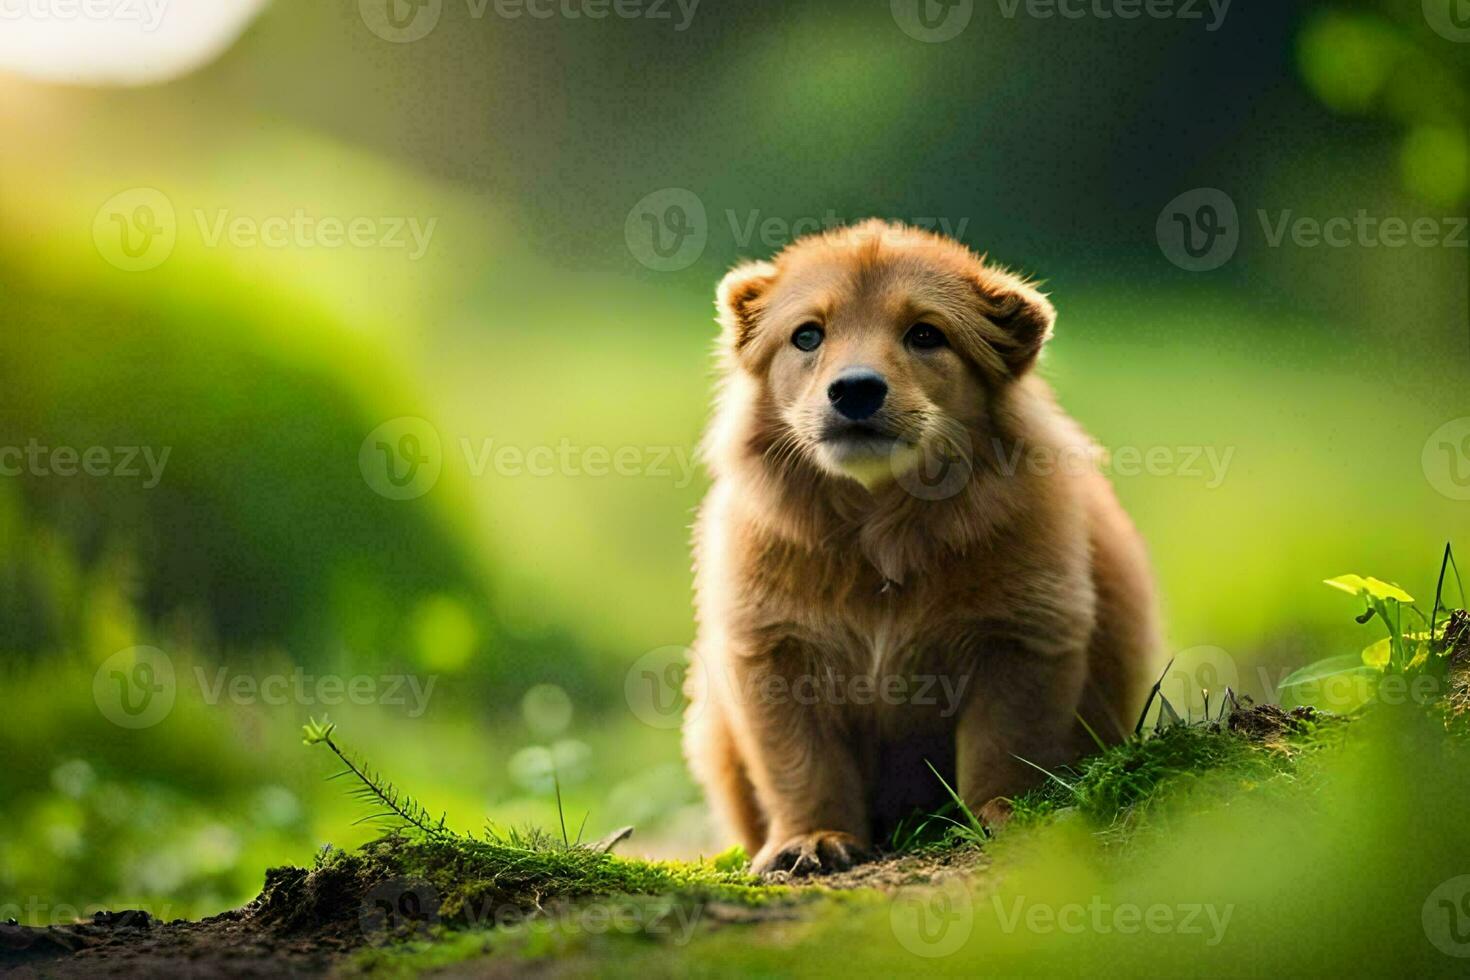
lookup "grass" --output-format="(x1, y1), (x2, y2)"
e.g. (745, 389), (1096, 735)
(292, 715), (784, 944)
(277, 549), (1470, 973)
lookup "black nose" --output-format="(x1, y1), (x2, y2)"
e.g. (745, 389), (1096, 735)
(827, 370), (888, 421)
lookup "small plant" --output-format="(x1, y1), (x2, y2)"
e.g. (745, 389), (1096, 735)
(1278, 544), (1466, 710)
(302, 716), (450, 838)
(298, 715), (772, 936)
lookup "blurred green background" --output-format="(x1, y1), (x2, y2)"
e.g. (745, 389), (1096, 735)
(0, 0), (1465, 923)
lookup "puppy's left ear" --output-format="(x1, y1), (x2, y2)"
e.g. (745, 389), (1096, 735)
(971, 270), (1056, 377)
(716, 260), (778, 351)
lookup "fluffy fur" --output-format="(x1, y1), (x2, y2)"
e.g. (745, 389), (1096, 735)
(683, 220), (1160, 875)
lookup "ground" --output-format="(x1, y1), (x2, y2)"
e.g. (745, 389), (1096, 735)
(18, 695), (1459, 979)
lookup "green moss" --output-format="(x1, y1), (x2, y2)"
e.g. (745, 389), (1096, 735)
(1009, 703), (1341, 835)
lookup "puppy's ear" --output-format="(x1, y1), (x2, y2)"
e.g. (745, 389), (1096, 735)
(716, 260), (778, 351)
(971, 269), (1055, 377)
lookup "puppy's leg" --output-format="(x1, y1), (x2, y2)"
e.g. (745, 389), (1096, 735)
(954, 645), (1088, 818)
(732, 640), (871, 876)
(685, 693), (766, 855)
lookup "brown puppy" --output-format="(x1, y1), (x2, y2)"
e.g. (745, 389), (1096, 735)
(683, 220), (1161, 876)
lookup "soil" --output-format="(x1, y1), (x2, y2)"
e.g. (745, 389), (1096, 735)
(0, 698), (1398, 978)
(0, 847), (990, 979)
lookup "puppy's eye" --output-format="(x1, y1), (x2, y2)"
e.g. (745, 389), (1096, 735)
(906, 323), (947, 350)
(791, 324), (824, 352)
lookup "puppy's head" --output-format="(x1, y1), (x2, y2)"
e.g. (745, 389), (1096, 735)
(715, 220), (1054, 490)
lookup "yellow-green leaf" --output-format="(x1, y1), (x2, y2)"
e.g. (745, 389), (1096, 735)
(1363, 577), (1414, 603)
(1325, 574), (1369, 596)
(1361, 638), (1391, 669)
(1324, 574), (1414, 603)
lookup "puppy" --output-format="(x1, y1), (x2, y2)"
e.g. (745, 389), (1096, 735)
(683, 220), (1161, 875)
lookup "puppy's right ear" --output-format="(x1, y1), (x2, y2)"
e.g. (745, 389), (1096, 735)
(716, 261), (777, 351)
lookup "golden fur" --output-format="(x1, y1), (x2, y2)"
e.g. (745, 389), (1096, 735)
(683, 220), (1160, 875)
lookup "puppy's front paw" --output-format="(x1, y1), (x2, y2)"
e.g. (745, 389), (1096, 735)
(752, 831), (871, 877)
